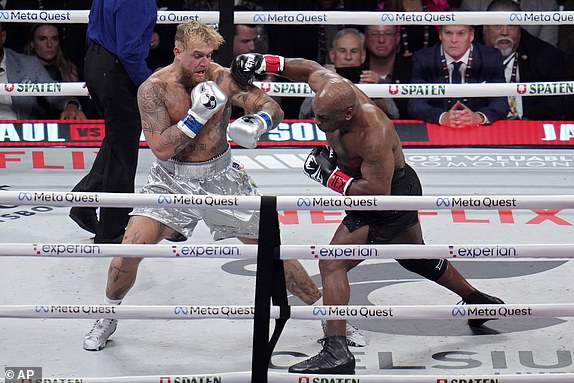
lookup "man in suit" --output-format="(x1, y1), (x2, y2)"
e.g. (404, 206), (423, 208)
(483, 0), (572, 120)
(0, 22), (84, 120)
(408, 24), (509, 128)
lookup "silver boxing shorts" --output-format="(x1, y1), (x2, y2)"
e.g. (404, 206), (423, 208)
(131, 146), (260, 241)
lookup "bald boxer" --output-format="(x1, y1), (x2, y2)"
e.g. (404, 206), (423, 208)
(231, 53), (504, 374)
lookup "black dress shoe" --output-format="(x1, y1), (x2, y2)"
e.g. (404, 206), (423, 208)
(463, 290), (505, 327)
(289, 336), (355, 374)
(69, 207), (98, 234)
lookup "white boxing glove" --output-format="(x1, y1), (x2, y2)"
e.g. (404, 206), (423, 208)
(177, 81), (227, 139)
(228, 111), (273, 149)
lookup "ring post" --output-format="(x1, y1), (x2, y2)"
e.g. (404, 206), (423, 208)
(251, 195), (287, 383)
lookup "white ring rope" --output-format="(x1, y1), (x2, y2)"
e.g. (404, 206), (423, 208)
(1, 191), (573, 210)
(255, 81), (574, 98)
(2, 10), (571, 383)
(4, 81), (573, 98)
(0, 243), (572, 259)
(1, 10), (574, 26)
(1, 303), (573, 320)
(1, 372), (573, 383)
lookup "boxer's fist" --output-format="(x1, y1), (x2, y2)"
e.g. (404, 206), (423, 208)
(177, 81), (227, 139)
(228, 111), (272, 148)
(231, 53), (284, 86)
(303, 146), (354, 195)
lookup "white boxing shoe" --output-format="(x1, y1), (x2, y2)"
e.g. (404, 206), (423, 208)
(83, 319), (117, 351)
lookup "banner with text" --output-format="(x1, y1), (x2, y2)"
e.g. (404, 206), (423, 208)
(0, 119), (572, 147)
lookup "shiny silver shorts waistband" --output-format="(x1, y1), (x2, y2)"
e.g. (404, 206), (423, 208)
(156, 145), (232, 179)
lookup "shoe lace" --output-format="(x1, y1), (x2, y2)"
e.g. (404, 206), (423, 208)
(86, 319), (114, 339)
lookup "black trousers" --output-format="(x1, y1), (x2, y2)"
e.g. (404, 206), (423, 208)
(72, 43), (142, 243)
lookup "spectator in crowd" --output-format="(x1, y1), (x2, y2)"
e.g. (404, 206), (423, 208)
(23, 23), (94, 119)
(362, 24), (413, 118)
(383, 0), (447, 57)
(483, 0), (571, 120)
(452, 0), (560, 47)
(4, 0), (91, 69)
(229, 5), (270, 58)
(69, 0), (157, 244)
(299, 28), (398, 119)
(233, 24), (258, 56)
(0, 22), (84, 120)
(24, 24), (78, 82)
(408, 24), (509, 127)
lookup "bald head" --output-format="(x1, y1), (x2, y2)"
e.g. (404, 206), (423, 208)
(316, 79), (355, 110)
(313, 78), (356, 132)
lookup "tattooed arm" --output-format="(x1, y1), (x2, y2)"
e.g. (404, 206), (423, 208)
(137, 77), (192, 161)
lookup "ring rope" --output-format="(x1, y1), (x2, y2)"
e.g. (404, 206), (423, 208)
(1, 243), (572, 259)
(4, 81), (573, 98)
(1, 372), (572, 383)
(2, 9), (571, 383)
(1, 303), (572, 320)
(1, 191), (573, 210)
(1, 10), (574, 26)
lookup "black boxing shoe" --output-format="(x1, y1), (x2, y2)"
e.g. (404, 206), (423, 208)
(69, 207), (98, 234)
(288, 336), (355, 374)
(463, 290), (505, 327)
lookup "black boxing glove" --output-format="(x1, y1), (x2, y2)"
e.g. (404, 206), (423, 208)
(303, 145), (354, 195)
(231, 53), (284, 86)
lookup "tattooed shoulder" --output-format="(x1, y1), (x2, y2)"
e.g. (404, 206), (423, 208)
(138, 80), (170, 134)
(139, 80), (167, 111)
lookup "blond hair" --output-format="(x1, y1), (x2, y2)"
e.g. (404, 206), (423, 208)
(175, 20), (225, 51)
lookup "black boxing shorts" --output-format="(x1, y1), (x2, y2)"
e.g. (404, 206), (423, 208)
(341, 163), (447, 281)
